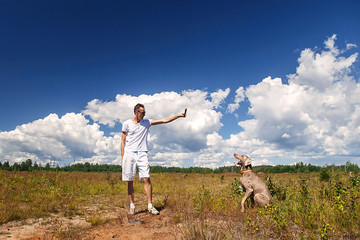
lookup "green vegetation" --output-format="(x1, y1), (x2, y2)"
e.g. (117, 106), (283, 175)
(0, 171), (127, 224)
(1, 169), (359, 239)
(1, 159), (359, 174)
(170, 172), (360, 239)
(0, 159), (122, 173)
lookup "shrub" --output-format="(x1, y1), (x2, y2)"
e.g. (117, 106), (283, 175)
(320, 168), (331, 181)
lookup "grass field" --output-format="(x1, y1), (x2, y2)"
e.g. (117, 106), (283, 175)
(1, 170), (359, 239)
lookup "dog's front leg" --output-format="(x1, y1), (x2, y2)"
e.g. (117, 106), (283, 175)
(241, 188), (253, 212)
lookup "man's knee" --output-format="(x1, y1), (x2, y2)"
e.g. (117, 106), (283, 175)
(143, 177), (151, 184)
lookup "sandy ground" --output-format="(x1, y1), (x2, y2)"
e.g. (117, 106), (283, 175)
(0, 207), (179, 240)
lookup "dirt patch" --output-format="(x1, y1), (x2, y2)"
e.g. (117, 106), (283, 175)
(0, 207), (179, 240)
(83, 208), (178, 240)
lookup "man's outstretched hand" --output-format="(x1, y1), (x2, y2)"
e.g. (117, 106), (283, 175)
(181, 108), (187, 118)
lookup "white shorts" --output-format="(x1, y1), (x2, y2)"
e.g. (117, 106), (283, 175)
(122, 151), (150, 181)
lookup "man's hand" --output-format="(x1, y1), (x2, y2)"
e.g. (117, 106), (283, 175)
(181, 108), (187, 118)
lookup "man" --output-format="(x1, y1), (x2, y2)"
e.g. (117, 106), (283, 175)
(121, 103), (187, 215)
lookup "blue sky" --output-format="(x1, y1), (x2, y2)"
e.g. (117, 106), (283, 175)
(1, 0), (360, 167)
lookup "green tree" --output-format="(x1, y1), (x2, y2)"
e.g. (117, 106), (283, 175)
(33, 162), (39, 171)
(2, 161), (10, 170)
(13, 162), (20, 171)
(45, 163), (51, 171)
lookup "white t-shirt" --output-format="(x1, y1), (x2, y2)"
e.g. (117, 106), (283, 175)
(122, 119), (153, 152)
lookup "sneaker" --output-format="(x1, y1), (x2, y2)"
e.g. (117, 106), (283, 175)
(129, 207), (135, 215)
(148, 206), (159, 215)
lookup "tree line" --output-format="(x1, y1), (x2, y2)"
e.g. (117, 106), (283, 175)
(0, 159), (359, 174)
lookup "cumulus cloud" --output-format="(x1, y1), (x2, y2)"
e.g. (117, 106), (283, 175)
(0, 89), (230, 166)
(238, 35), (360, 161)
(227, 87), (245, 113)
(1, 35), (359, 168)
(83, 90), (226, 154)
(210, 88), (230, 108)
(0, 113), (121, 165)
(288, 34), (358, 91)
(194, 35), (360, 166)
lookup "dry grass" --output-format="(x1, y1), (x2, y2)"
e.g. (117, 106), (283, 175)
(1, 170), (359, 239)
(152, 172), (360, 239)
(0, 171), (127, 223)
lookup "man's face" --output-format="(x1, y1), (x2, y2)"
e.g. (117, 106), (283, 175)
(136, 107), (146, 120)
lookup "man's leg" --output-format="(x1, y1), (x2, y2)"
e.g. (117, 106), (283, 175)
(127, 181), (135, 215)
(122, 151), (136, 214)
(143, 177), (152, 204)
(127, 181), (135, 204)
(143, 177), (159, 215)
(137, 152), (152, 204)
(137, 152), (159, 215)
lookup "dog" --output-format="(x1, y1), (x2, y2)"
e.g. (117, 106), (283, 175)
(234, 154), (272, 212)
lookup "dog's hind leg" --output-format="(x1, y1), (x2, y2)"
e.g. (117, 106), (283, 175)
(250, 192), (255, 206)
(254, 193), (270, 207)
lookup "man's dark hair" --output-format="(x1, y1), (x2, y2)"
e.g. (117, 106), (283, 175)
(134, 103), (145, 114)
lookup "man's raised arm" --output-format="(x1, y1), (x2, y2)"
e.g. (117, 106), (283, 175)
(151, 108), (187, 126)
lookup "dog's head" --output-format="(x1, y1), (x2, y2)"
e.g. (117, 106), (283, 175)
(234, 154), (252, 167)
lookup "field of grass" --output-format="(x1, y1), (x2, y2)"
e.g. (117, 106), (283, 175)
(1, 170), (359, 239)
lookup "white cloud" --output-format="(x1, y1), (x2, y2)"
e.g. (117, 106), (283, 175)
(236, 35), (360, 161)
(193, 151), (226, 167)
(1, 35), (360, 168)
(210, 88), (230, 108)
(288, 34), (358, 91)
(227, 87), (245, 113)
(0, 113), (120, 165)
(191, 35), (360, 167)
(206, 132), (223, 147)
(346, 43), (357, 50)
(83, 90), (226, 154)
(0, 89), (231, 166)
(200, 162), (222, 169)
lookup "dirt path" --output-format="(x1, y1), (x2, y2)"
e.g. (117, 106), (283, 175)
(0, 207), (179, 240)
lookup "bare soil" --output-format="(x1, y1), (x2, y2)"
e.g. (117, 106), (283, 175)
(0, 207), (179, 240)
